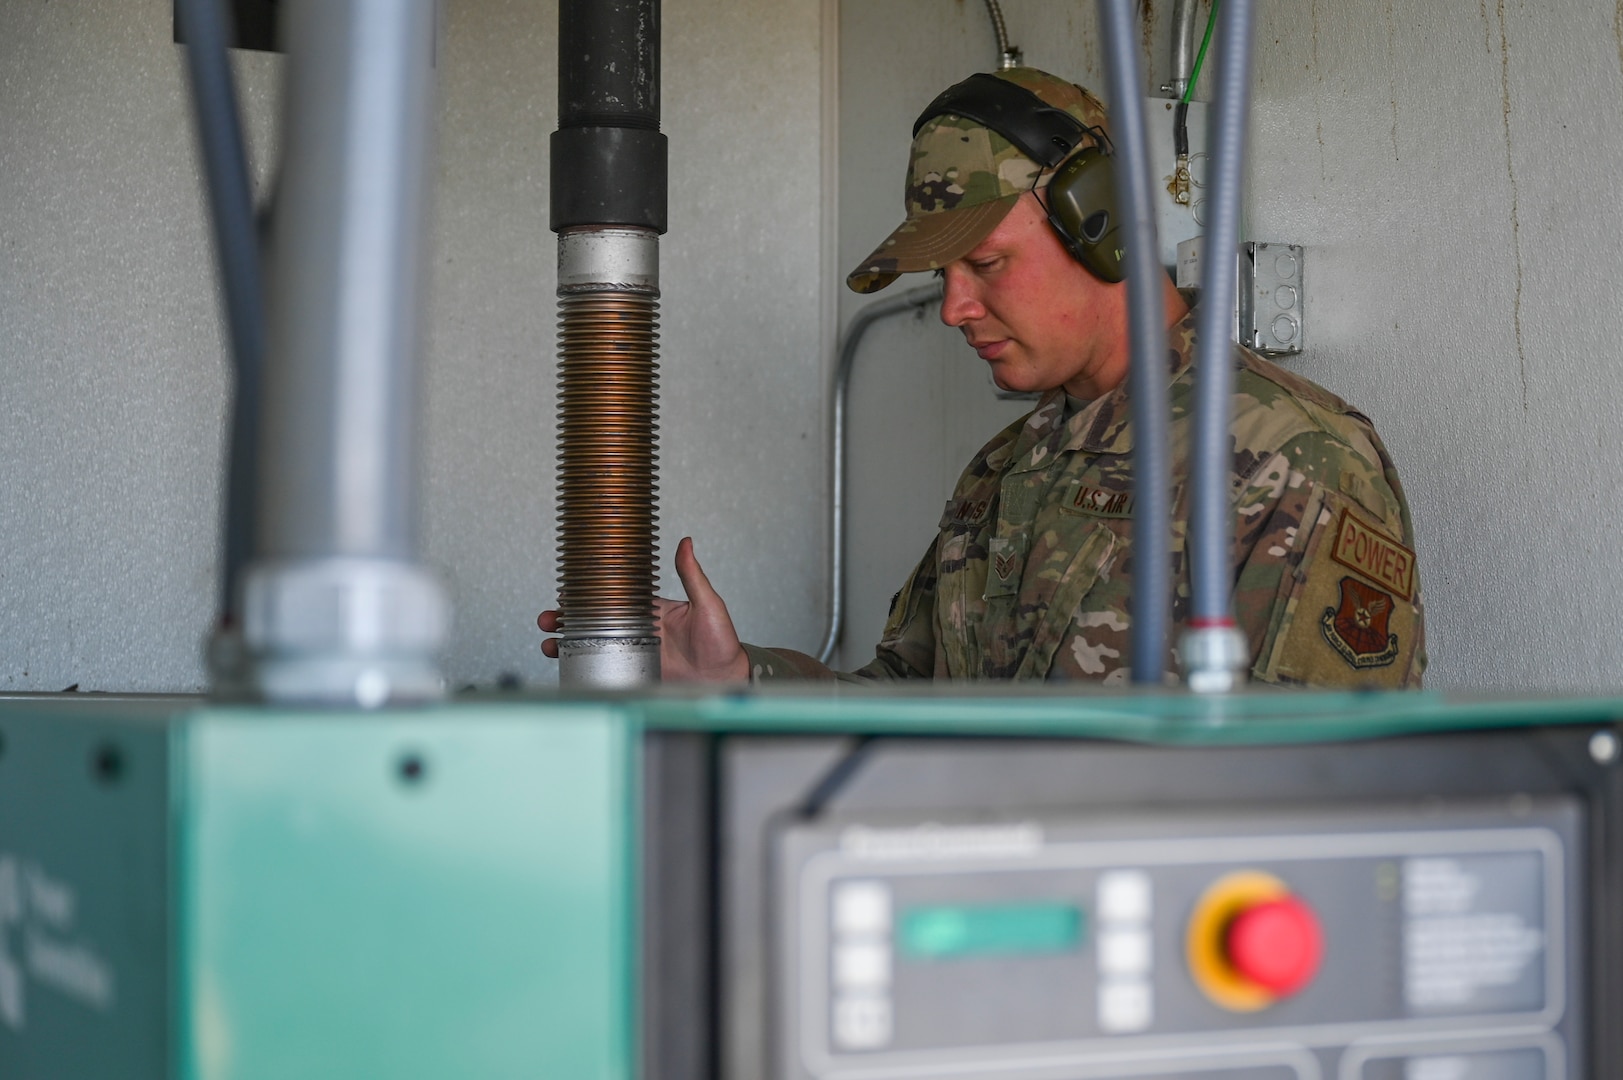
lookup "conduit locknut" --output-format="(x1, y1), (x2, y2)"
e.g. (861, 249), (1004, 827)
(1179, 623), (1250, 694)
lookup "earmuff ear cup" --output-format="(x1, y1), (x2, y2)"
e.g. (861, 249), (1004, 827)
(1044, 146), (1127, 284)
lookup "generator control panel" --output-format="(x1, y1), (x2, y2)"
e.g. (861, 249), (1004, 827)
(773, 802), (1580, 1080)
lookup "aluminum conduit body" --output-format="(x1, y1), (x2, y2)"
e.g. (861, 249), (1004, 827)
(1168, 0), (1200, 99)
(242, 0), (448, 706)
(1096, 0), (1173, 684)
(1180, 0), (1256, 694)
(552, 0), (667, 689)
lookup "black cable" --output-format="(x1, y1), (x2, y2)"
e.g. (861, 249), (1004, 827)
(796, 736), (880, 819)
(175, 0), (265, 626)
(1173, 101), (1190, 158)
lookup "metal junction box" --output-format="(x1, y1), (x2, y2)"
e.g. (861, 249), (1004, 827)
(1240, 241), (1305, 356)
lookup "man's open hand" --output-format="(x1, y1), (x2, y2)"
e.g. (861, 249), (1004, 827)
(538, 536), (749, 683)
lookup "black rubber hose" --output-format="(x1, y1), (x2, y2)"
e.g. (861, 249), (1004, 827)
(176, 0), (265, 626)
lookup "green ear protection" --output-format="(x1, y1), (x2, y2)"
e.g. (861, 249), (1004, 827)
(913, 73), (1126, 284)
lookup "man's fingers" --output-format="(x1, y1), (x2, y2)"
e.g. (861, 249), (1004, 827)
(537, 609), (562, 632)
(541, 637), (559, 659)
(672, 536), (723, 610)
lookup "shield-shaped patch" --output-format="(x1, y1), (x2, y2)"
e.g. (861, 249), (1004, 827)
(1319, 576), (1401, 668)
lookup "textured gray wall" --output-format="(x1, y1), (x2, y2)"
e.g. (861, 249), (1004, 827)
(835, 0), (1623, 690)
(0, 0), (827, 691)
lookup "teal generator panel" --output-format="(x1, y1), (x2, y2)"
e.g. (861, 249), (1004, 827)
(0, 698), (639, 1080)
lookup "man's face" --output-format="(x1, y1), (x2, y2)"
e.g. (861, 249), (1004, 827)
(939, 192), (1129, 400)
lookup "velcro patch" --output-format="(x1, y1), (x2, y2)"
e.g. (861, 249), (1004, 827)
(1252, 486), (1421, 690)
(1320, 576), (1401, 668)
(983, 535), (1024, 598)
(1061, 483), (1133, 519)
(1329, 509), (1415, 601)
(940, 495), (994, 528)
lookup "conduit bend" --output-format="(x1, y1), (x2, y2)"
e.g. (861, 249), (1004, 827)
(817, 282), (944, 665)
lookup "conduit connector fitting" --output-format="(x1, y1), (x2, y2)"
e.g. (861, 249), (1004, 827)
(245, 558), (449, 706)
(554, 227), (662, 690)
(1179, 620), (1250, 694)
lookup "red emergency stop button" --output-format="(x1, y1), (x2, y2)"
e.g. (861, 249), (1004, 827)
(1225, 895), (1323, 995)
(1186, 872), (1322, 1012)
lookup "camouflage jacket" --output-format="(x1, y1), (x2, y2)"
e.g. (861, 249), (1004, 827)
(745, 311), (1426, 687)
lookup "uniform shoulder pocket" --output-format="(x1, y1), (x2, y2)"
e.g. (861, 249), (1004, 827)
(1252, 487), (1423, 688)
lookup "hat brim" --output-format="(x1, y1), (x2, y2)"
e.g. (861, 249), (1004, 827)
(845, 192), (1022, 294)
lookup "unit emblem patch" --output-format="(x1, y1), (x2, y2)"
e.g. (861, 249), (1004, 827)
(1320, 576), (1400, 669)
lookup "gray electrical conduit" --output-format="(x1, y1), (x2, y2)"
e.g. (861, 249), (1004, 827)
(1186, 0), (1256, 666)
(1095, 0), (1173, 684)
(816, 281), (944, 665)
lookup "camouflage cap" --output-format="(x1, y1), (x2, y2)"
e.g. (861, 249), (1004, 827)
(847, 67), (1112, 294)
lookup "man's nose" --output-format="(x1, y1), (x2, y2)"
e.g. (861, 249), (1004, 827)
(938, 266), (984, 328)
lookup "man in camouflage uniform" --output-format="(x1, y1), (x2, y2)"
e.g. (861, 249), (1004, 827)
(542, 66), (1425, 688)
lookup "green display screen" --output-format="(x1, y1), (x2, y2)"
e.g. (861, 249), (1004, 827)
(898, 902), (1084, 959)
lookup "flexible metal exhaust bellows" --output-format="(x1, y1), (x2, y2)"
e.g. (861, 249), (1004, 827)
(551, 0), (668, 688)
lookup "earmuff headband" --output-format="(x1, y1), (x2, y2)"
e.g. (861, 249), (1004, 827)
(913, 73), (1088, 169)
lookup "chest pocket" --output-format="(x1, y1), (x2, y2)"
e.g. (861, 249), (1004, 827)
(981, 515), (1119, 679)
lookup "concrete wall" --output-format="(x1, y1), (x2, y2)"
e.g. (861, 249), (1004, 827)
(835, 0), (1623, 691)
(0, 0), (828, 691)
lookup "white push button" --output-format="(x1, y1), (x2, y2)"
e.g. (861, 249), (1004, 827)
(1098, 980), (1153, 1033)
(1097, 870), (1152, 923)
(833, 996), (892, 1050)
(1098, 927), (1152, 977)
(833, 943), (891, 990)
(832, 881), (891, 937)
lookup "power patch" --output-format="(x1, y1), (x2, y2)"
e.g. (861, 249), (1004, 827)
(1328, 509), (1415, 601)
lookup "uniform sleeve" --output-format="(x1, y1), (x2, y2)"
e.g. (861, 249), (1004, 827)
(1230, 431), (1427, 689)
(744, 537), (942, 682)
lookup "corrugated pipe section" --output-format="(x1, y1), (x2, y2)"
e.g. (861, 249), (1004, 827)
(550, 0), (668, 689)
